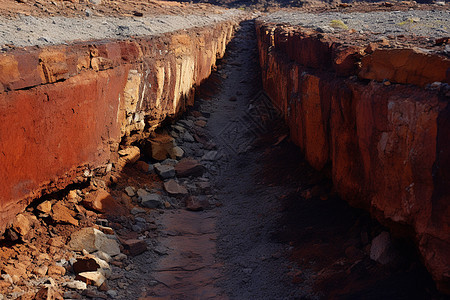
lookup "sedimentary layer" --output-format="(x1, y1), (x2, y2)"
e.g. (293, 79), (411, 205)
(0, 13), (240, 232)
(256, 19), (449, 293)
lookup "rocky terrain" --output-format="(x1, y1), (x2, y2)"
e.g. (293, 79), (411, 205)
(0, 18), (444, 299)
(257, 6), (449, 294)
(0, 0), (449, 299)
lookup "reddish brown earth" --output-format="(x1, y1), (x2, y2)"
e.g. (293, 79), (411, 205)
(256, 20), (450, 293)
(0, 16), (239, 233)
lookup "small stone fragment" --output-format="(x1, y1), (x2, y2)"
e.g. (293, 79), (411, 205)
(370, 231), (397, 264)
(37, 201), (52, 214)
(122, 239), (147, 256)
(75, 271), (106, 287)
(47, 265), (66, 276)
(51, 203), (79, 226)
(172, 146), (184, 159)
(175, 158), (204, 177)
(118, 146), (140, 164)
(155, 164), (175, 179)
(72, 258), (100, 274)
(140, 192), (163, 209)
(11, 213), (31, 236)
(35, 286), (63, 300)
(164, 180), (188, 195)
(64, 280), (87, 290)
(125, 186), (136, 197)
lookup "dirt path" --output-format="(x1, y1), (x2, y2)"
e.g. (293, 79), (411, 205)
(140, 19), (304, 299)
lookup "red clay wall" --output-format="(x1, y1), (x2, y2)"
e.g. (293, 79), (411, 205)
(0, 20), (237, 232)
(256, 21), (450, 293)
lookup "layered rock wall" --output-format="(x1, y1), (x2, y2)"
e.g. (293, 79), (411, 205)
(256, 21), (449, 293)
(0, 19), (237, 232)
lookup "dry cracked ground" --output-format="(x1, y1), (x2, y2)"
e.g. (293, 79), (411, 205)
(0, 1), (449, 300)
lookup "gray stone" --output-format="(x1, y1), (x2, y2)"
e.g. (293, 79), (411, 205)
(173, 125), (185, 134)
(178, 119), (194, 128)
(161, 158), (178, 166)
(155, 164), (175, 179)
(370, 231), (397, 265)
(202, 151), (220, 161)
(130, 207), (146, 215)
(107, 290), (118, 298)
(94, 251), (112, 263)
(140, 192), (163, 209)
(183, 132), (195, 142)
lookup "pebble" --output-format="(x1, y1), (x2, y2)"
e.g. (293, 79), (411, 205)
(114, 253), (127, 261)
(64, 280), (87, 290)
(173, 146), (184, 159)
(164, 179), (188, 195)
(107, 290), (118, 298)
(202, 151), (220, 161)
(183, 132), (195, 142)
(154, 164), (176, 179)
(125, 186), (136, 197)
(130, 207), (146, 215)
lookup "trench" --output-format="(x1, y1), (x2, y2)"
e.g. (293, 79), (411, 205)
(109, 20), (439, 299)
(0, 16), (446, 300)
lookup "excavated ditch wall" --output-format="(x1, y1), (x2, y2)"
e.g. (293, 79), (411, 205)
(256, 21), (450, 293)
(0, 19), (237, 233)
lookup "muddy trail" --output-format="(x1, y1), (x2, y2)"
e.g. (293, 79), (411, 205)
(120, 20), (440, 299)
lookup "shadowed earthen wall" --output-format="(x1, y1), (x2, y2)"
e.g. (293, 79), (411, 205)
(256, 21), (450, 294)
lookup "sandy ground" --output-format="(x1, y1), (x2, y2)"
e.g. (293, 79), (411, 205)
(260, 9), (450, 37)
(0, 10), (242, 48)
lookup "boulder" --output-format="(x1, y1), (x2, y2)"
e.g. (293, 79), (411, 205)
(68, 228), (120, 256)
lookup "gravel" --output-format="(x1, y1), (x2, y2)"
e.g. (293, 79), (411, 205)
(260, 10), (450, 37)
(0, 10), (242, 48)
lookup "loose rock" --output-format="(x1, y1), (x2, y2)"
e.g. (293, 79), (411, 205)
(154, 164), (175, 179)
(175, 158), (205, 177)
(122, 239), (147, 256)
(68, 228), (121, 256)
(164, 180), (188, 195)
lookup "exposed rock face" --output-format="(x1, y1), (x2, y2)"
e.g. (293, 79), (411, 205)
(256, 21), (450, 293)
(0, 19), (238, 232)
